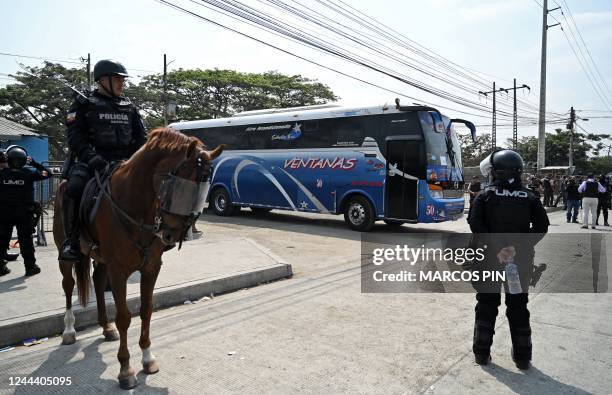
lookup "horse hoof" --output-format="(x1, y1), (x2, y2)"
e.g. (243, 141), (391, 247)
(143, 360), (160, 375)
(103, 330), (119, 341)
(118, 375), (138, 390)
(61, 332), (76, 345)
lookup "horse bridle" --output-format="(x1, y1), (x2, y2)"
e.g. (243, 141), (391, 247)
(154, 152), (212, 245)
(96, 150), (211, 267)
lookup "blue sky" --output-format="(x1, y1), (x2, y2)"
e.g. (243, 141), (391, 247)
(1, 0), (611, 146)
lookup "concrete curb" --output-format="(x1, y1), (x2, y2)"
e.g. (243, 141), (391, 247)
(0, 263), (292, 348)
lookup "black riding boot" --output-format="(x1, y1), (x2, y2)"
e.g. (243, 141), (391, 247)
(510, 325), (532, 370)
(0, 260), (10, 276)
(24, 260), (41, 276)
(473, 320), (495, 365)
(59, 196), (81, 261)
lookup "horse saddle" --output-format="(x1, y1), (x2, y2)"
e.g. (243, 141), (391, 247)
(79, 164), (118, 228)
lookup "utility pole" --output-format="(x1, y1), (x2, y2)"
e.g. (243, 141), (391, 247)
(86, 53), (91, 87)
(479, 82), (506, 152)
(163, 53), (167, 126)
(537, 0), (561, 170)
(568, 106), (576, 168)
(501, 79), (530, 150)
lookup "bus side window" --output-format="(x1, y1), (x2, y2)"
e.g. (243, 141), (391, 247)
(297, 120), (329, 149)
(331, 119), (363, 147)
(248, 128), (271, 150)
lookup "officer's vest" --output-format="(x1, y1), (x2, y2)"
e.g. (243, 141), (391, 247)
(0, 168), (35, 206)
(482, 186), (533, 233)
(84, 95), (136, 160)
(583, 181), (599, 198)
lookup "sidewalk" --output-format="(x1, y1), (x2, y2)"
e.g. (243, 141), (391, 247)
(0, 232), (292, 348)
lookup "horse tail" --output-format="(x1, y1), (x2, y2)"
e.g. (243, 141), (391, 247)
(74, 256), (91, 307)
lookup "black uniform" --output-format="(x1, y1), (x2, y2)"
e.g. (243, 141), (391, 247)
(59, 89), (147, 260)
(468, 181), (549, 366)
(0, 162), (50, 271)
(597, 177), (610, 226)
(65, 90), (147, 199)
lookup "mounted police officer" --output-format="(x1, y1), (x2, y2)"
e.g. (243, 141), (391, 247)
(59, 59), (147, 260)
(468, 149), (549, 370)
(0, 146), (51, 276)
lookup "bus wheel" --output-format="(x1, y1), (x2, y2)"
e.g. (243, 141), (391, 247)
(210, 188), (235, 216)
(344, 196), (375, 232)
(383, 219), (405, 227)
(251, 207), (272, 214)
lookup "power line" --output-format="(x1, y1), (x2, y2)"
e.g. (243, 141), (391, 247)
(534, 0), (612, 111)
(154, 0), (478, 116)
(193, 0), (554, 122)
(0, 50), (159, 75)
(559, 0), (612, 103)
(174, 0), (497, 116)
(0, 51), (84, 65)
(558, 24), (612, 111)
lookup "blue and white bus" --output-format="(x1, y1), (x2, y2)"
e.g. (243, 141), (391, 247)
(171, 100), (476, 231)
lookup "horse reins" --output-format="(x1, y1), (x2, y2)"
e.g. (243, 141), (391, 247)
(95, 152), (210, 269)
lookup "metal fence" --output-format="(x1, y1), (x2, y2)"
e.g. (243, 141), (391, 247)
(33, 161), (64, 246)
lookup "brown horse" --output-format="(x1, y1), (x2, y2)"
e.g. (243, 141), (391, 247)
(53, 127), (223, 389)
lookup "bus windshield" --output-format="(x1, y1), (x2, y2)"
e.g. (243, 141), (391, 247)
(418, 111), (463, 183)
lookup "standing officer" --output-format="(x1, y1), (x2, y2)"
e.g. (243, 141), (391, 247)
(468, 149), (549, 369)
(60, 59), (147, 260)
(0, 149), (20, 265)
(0, 146), (51, 276)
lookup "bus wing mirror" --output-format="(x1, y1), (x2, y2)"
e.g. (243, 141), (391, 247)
(450, 119), (476, 142)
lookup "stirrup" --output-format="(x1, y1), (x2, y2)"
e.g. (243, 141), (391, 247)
(59, 240), (81, 261)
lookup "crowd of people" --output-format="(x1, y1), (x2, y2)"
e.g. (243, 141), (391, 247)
(468, 173), (611, 229)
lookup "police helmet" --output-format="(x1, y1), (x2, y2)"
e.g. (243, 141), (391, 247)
(93, 60), (129, 81)
(479, 149), (523, 182)
(6, 145), (28, 169)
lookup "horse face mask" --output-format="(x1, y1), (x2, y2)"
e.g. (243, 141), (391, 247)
(158, 174), (210, 216)
(158, 150), (212, 217)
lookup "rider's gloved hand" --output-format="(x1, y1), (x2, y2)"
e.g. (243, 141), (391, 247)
(87, 155), (108, 171)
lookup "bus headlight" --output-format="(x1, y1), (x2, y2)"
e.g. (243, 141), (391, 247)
(430, 190), (443, 199)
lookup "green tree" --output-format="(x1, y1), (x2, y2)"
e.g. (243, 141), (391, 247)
(127, 68), (338, 125)
(1, 63), (338, 159)
(457, 133), (493, 166)
(586, 156), (612, 175)
(503, 129), (611, 173)
(505, 136), (537, 166)
(0, 62), (87, 160)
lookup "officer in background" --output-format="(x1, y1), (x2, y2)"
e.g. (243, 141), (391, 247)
(0, 146), (51, 276)
(60, 59), (147, 260)
(0, 149), (20, 265)
(468, 149), (549, 369)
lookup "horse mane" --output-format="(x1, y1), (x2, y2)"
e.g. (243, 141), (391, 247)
(122, 127), (205, 168)
(145, 127), (205, 153)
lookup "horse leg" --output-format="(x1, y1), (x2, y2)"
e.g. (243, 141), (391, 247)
(92, 262), (118, 341)
(139, 266), (161, 374)
(110, 274), (137, 390)
(60, 260), (77, 345)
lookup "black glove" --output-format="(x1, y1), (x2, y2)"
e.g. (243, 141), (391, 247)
(87, 155), (108, 171)
(29, 159), (43, 170)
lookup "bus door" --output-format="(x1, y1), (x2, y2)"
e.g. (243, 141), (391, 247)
(384, 136), (423, 221)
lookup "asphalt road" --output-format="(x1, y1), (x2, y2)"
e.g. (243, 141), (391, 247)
(0, 209), (610, 394)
